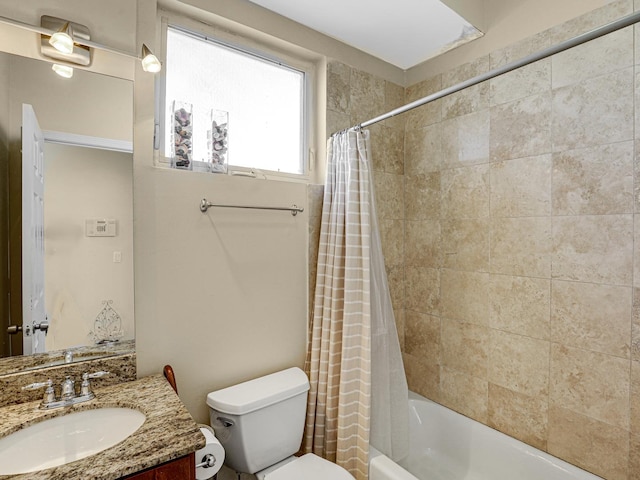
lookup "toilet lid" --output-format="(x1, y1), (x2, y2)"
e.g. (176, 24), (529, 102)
(265, 454), (355, 480)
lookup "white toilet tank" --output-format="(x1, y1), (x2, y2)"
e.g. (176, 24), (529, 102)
(206, 367), (310, 474)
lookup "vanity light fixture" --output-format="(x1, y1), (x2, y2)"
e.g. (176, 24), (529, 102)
(0, 14), (162, 73)
(48, 21), (74, 54)
(140, 44), (161, 73)
(51, 63), (74, 78)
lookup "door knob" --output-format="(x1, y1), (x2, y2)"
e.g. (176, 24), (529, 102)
(6, 325), (22, 335)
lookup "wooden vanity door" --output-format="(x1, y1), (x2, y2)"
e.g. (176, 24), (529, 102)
(123, 452), (196, 480)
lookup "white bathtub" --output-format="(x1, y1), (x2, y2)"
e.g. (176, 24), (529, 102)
(369, 391), (603, 480)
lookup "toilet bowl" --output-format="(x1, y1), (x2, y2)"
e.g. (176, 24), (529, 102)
(206, 367), (355, 480)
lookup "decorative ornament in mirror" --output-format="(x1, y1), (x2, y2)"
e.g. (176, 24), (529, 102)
(91, 300), (124, 345)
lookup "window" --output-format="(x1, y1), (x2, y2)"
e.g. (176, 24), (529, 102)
(163, 27), (306, 175)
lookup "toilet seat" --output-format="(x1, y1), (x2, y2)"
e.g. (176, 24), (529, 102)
(261, 454), (355, 480)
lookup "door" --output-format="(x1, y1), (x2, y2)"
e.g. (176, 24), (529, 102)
(21, 104), (46, 354)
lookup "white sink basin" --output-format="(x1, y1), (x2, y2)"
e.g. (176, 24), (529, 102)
(0, 407), (146, 475)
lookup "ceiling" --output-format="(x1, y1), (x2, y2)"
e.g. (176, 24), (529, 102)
(247, 0), (483, 70)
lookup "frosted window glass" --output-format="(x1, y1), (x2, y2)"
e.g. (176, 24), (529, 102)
(165, 28), (305, 174)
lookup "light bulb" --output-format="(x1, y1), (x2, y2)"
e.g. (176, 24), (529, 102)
(52, 64), (74, 78)
(49, 22), (74, 55)
(141, 44), (161, 73)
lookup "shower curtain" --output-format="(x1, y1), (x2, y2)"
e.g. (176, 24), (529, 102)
(304, 129), (408, 480)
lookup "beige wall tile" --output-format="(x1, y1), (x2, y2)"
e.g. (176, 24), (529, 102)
(635, 140), (640, 209)
(382, 80), (405, 131)
(491, 31), (550, 69)
(636, 74), (640, 140)
(441, 318), (490, 377)
(634, 288), (640, 361)
(405, 266), (440, 315)
(490, 154), (552, 217)
(440, 55), (490, 121)
(441, 110), (490, 169)
(551, 214), (633, 285)
(374, 172), (405, 220)
(489, 274), (551, 340)
(442, 83), (490, 121)
(378, 218), (405, 268)
(490, 60), (551, 107)
(405, 173), (440, 221)
(631, 432), (640, 480)
(387, 265), (405, 312)
(441, 218), (489, 272)
(632, 360), (640, 434)
(490, 217), (552, 278)
(405, 124), (442, 175)
(442, 55), (491, 88)
(405, 220), (441, 268)
(488, 383), (548, 450)
(552, 142), (634, 215)
(404, 310), (440, 365)
(549, 0), (633, 44)
(349, 68), (385, 125)
(394, 308), (405, 351)
(552, 68), (634, 152)
(551, 280), (632, 358)
(550, 344), (630, 430)
(370, 124), (404, 175)
(327, 61), (351, 114)
(326, 109), (351, 139)
(488, 329), (550, 396)
(441, 164), (490, 219)
(441, 270), (490, 326)
(490, 92), (552, 162)
(635, 220), (640, 289)
(405, 74), (442, 130)
(440, 366), (488, 423)
(403, 352), (440, 402)
(548, 406), (630, 480)
(552, 27), (633, 88)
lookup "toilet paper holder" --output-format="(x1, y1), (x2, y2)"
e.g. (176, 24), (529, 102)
(196, 453), (217, 469)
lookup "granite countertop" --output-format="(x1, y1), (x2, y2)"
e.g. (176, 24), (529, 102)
(0, 374), (206, 480)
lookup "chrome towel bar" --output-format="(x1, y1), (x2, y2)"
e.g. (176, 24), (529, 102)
(200, 198), (304, 216)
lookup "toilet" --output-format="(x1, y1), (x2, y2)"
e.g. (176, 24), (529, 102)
(206, 367), (355, 480)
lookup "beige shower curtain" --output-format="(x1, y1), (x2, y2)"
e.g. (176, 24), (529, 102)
(304, 130), (372, 480)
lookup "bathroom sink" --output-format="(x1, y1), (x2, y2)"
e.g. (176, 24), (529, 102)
(0, 407), (146, 475)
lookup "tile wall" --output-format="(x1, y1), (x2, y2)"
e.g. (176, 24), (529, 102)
(401, 1), (639, 478)
(317, 1), (640, 479)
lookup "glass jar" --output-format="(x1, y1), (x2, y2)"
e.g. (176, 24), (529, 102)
(207, 109), (228, 173)
(171, 100), (193, 170)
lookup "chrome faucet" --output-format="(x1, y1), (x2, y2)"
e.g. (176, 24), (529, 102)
(23, 371), (110, 409)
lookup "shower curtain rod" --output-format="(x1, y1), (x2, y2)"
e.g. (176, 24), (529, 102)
(347, 10), (640, 132)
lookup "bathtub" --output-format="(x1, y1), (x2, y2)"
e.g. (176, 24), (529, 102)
(369, 391), (603, 480)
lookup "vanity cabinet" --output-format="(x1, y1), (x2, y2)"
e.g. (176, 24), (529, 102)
(122, 452), (195, 480)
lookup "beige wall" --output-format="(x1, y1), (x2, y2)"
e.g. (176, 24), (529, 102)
(43, 144), (134, 351)
(133, 0), (308, 424)
(399, 1), (640, 478)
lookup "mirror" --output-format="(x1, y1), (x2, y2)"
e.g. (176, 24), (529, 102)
(0, 52), (134, 369)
